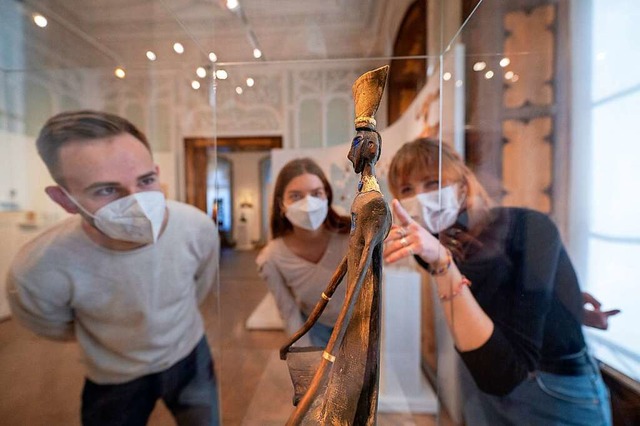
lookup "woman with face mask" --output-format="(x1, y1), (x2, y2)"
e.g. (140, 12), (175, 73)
(256, 158), (351, 347)
(383, 138), (612, 425)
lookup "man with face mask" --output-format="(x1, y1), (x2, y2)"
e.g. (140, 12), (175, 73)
(6, 110), (220, 426)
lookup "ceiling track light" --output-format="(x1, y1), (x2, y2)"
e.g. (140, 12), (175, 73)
(221, 1), (265, 61)
(246, 28), (265, 61)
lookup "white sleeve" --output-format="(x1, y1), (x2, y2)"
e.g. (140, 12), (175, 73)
(6, 272), (75, 341)
(257, 257), (311, 346)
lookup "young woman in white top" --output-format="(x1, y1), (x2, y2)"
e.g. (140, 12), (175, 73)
(256, 158), (351, 347)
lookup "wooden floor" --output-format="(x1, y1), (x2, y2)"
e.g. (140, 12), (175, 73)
(0, 248), (443, 425)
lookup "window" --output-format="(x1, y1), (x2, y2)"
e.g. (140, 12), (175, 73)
(570, 0), (640, 381)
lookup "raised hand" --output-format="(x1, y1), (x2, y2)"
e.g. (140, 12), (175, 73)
(383, 199), (444, 264)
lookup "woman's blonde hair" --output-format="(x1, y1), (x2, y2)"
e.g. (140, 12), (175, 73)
(388, 137), (494, 232)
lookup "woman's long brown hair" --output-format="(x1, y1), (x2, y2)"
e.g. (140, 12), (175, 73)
(271, 158), (351, 238)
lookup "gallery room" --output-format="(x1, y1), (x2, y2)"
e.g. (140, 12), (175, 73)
(0, 0), (638, 425)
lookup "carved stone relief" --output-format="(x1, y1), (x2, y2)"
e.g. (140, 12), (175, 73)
(500, 3), (557, 214)
(503, 5), (555, 109)
(502, 117), (553, 213)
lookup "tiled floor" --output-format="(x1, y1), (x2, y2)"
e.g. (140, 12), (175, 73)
(0, 248), (442, 425)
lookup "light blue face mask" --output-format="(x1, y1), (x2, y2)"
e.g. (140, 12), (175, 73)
(400, 184), (461, 234)
(60, 187), (167, 243)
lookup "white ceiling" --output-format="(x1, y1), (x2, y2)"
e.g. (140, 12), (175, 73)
(10, 0), (413, 72)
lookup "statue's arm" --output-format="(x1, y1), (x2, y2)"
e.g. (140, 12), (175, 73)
(279, 255), (348, 359)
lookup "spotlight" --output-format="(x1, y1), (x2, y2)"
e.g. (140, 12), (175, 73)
(33, 14), (48, 28)
(473, 61), (486, 72)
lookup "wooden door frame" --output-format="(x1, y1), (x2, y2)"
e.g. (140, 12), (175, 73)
(183, 136), (282, 243)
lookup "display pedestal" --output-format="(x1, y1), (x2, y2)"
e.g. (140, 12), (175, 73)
(245, 292), (284, 330)
(235, 221), (253, 250)
(378, 267), (438, 413)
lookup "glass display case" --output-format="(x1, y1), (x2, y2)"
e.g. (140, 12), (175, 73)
(0, 0), (638, 425)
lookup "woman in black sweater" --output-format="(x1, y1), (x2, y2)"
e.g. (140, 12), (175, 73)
(383, 138), (611, 425)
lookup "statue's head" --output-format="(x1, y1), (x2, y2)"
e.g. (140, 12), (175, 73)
(348, 129), (381, 174)
(349, 66), (388, 175)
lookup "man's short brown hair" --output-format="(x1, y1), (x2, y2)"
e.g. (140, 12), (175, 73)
(36, 110), (151, 182)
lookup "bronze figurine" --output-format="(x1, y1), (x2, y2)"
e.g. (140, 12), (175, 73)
(280, 65), (392, 425)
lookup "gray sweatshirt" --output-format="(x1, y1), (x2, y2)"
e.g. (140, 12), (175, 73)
(256, 232), (348, 346)
(6, 200), (218, 384)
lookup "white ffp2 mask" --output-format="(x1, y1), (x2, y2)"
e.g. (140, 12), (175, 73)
(62, 188), (167, 244)
(285, 195), (328, 231)
(400, 184), (461, 234)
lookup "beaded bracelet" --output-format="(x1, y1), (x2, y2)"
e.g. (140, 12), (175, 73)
(428, 249), (452, 276)
(439, 276), (472, 301)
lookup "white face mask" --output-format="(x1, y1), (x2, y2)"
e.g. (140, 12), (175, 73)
(284, 195), (328, 231)
(400, 184), (462, 234)
(61, 188), (167, 244)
